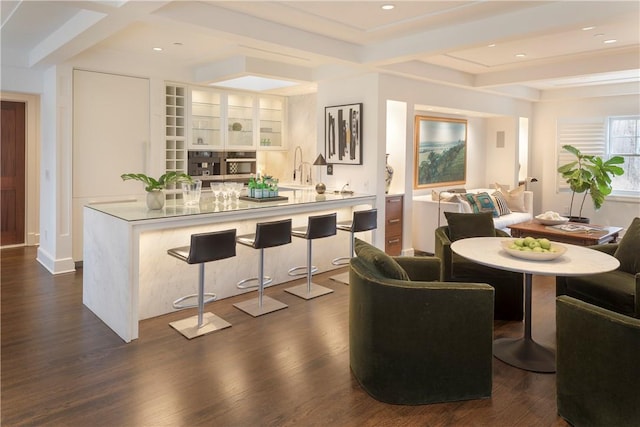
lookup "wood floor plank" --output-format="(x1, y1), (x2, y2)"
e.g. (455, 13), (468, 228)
(1, 246), (569, 426)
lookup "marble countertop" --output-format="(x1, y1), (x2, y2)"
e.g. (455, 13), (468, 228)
(86, 189), (375, 222)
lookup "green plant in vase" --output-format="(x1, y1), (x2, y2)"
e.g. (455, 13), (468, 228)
(557, 144), (624, 222)
(121, 172), (192, 210)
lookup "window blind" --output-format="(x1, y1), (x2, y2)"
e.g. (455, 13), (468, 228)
(556, 118), (606, 191)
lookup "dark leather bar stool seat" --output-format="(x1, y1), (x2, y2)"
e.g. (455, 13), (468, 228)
(285, 213), (336, 300)
(233, 219), (291, 317)
(330, 208), (377, 284)
(167, 229), (236, 339)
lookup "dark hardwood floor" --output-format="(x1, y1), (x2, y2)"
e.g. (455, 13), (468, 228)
(1, 246), (569, 426)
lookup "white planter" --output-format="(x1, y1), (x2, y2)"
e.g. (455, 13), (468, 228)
(146, 190), (165, 210)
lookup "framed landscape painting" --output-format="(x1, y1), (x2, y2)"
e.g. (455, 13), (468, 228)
(325, 103), (362, 165)
(413, 116), (467, 189)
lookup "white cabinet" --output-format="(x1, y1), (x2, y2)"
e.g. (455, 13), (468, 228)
(226, 93), (255, 150)
(258, 96), (286, 150)
(191, 89), (223, 149)
(73, 70), (151, 261)
(186, 87), (286, 151)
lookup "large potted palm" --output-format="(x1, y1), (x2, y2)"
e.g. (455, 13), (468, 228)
(121, 171), (192, 210)
(557, 145), (624, 223)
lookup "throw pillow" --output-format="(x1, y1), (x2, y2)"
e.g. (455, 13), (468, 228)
(354, 238), (410, 281)
(614, 217), (640, 274)
(496, 183), (527, 212)
(464, 192), (499, 217)
(444, 211), (496, 241)
(491, 191), (512, 216)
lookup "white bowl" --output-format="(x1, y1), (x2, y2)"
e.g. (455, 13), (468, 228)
(534, 214), (569, 226)
(501, 239), (567, 261)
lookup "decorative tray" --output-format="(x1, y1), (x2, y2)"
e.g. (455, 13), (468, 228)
(239, 196), (288, 203)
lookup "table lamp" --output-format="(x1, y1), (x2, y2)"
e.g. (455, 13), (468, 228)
(313, 154), (327, 194)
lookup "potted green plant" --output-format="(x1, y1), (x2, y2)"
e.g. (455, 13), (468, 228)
(121, 172), (192, 210)
(557, 144), (624, 223)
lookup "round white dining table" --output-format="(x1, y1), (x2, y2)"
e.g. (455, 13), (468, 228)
(451, 236), (620, 373)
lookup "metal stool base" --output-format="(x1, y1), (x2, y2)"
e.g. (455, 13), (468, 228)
(284, 282), (334, 300)
(329, 271), (349, 285)
(288, 265), (318, 276)
(237, 276), (272, 289)
(331, 256), (350, 266)
(172, 293), (216, 310)
(169, 312), (231, 339)
(233, 296), (288, 317)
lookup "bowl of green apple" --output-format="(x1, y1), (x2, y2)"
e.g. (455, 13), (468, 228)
(501, 236), (567, 261)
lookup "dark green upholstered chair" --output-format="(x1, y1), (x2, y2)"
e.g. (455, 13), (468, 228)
(349, 238), (494, 405)
(434, 212), (524, 321)
(556, 217), (640, 318)
(557, 295), (640, 426)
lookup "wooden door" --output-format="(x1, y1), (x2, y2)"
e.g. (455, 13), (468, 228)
(1, 101), (26, 246)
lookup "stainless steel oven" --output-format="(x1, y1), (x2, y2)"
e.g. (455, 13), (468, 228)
(223, 151), (256, 180)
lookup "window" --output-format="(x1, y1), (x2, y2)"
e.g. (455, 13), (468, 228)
(608, 116), (639, 196)
(557, 117), (639, 198)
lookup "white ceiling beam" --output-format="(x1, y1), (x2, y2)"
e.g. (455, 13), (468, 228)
(29, 1), (170, 68)
(154, 1), (360, 64)
(475, 49), (640, 88)
(360, 2), (639, 65)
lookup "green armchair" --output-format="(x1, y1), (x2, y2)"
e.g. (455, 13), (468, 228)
(557, 295), (640, 426)
(435, 225), (524, 320)
(349, 239), (494, 405)
(556, 217), (640, 318)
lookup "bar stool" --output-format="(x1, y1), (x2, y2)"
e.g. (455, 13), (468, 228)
(285, 213), (336, 300)
(330, 208), (377, 284)
(233, 219), (291, 317)
(167, 229), (236, 339)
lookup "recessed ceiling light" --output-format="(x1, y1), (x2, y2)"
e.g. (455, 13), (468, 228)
(604, 39), (617, 44)
(582, 26), (596, 31)
(488, 43), (496, 48)
(381, 4), (395, 10)
(152, 47), (163, 52)
(515, 53), (527, 58)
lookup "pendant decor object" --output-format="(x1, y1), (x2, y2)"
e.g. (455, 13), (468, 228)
(384, 154), (394, 194)
(146, 190), (165, 210)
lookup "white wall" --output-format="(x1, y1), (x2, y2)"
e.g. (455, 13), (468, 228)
(259, 93), (317, 184)
(485, 116), (519, 188)
(532, 94), (640, 230)
(36, 65), (75, 274)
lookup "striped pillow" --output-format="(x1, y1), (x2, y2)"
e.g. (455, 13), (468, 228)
(491, 191), (512, 216)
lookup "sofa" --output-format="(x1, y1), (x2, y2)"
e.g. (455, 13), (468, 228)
(556, 295), (640, 426)
(413, 187), (533, 254)
(349, 238), (494, 405)
(556, 217), (640, 318)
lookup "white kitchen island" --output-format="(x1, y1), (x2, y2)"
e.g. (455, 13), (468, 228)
(83, 190), (376, 342)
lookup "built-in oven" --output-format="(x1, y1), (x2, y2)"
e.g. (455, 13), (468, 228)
(223, 151), (256, 181)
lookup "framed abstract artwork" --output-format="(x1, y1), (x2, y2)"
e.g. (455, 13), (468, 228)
(325, 103), (362, 165)
(413, 116), (467, 189)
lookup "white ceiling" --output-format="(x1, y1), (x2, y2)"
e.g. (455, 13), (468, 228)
(2, 1), (639, 100)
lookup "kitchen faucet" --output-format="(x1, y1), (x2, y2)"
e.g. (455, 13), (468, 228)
(293, 146), (303, 183)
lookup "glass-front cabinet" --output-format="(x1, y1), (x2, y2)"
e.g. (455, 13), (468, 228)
(191, 89), (223, 149)
(258, 96), (284, 150)
(227, 93), (254, 149)
(186, 86), (286, 151)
